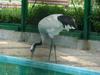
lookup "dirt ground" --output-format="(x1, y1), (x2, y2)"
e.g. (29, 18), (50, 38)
(0, 40), (100, 72)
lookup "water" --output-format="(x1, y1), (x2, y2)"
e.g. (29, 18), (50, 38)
(0, 62), (73, 75)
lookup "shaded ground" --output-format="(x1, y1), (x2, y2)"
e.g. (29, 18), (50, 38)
(0, 40), (100, 72)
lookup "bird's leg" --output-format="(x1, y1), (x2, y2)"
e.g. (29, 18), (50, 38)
(30, 41), (42, 57)
(48, 39), (53, 61)
(54, 43), (57, 63)
(30, 43), (36, 57)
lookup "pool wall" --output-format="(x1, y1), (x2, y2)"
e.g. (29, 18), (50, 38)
(0, 55), (100, 75)
(0, 29), (100, 51)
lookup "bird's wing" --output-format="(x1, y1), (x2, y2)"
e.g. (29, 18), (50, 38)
(47, 26), (63, 38)
(47, 28), (56, 38)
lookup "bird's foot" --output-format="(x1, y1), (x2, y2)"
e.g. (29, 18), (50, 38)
(30, 44), (33, 51)
(30, 43), (35, 57)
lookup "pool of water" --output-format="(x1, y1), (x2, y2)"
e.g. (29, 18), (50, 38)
(0, 62), (72, 75)
(0, 55), (100, 75)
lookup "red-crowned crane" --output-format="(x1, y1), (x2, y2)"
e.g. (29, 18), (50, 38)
(30, 14), (76, 63)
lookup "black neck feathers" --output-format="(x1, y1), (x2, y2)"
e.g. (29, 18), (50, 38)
(57, 15), (75, 28)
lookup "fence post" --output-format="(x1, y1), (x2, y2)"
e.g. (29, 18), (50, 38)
(21, 0), (28, 32)
(83, 0), (92, 40)
(82, 0), (92, 50)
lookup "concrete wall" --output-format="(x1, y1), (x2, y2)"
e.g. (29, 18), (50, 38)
(0, 29), (100, 51)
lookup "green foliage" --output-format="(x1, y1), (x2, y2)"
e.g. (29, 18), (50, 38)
(90, 7), (100, 32)
(0, 4), (100, 32)
(0, 8), (21, 23)
(95, 22), (100, 32)
(64, 7), (84, 30)
(28, 4), (65, 25)
(28, 4), (84, 30)
(96, 0), (100, 5)
(0, 0), (100, 33)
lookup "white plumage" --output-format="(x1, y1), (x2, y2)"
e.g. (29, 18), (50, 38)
(38, 14), (64, 41)
(30, 14), (76, 62)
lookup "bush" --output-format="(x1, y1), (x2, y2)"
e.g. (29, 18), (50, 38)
(28, 4), (100, 32)
(28, 4), (65, 26)
(0, 4), (100, 32)
(90, 7), (100, 32)
(28, 4), (84, 30)
(96, 0), (100, 5)
(64, 7), (84, 30)
(94, 22), (100, 32)
(0, 8), (21, 23)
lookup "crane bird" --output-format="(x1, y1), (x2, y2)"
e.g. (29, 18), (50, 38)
(30, 14), (76, 62)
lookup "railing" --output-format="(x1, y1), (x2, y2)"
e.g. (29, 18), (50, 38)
(28, 0), (69, 5)
(0, 1), (21, 8)
(0, 0), (100, 41)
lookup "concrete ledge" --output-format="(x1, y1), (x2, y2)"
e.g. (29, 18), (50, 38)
(0, 29), (100, 51)
(0, 29), (21, 41)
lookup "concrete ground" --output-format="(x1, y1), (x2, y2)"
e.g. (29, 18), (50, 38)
(0, 40), (100, 72)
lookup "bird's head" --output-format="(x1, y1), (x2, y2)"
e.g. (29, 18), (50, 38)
(63, 18), (77, 32)
(58, 15), (77, 32)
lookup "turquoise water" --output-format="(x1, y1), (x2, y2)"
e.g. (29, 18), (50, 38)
(0, 62), (72, 75)
(0, 55), (100, 75)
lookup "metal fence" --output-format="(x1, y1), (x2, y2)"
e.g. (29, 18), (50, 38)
(0, 0), (100, 41)
(0, 1), (21, 8)
(28, 0), (69, 5)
